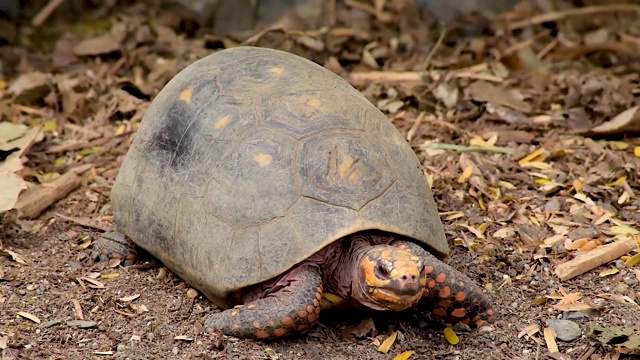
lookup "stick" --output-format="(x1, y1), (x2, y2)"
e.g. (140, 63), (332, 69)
(31, 0), (66, 27)
(13, 165), (93, 219)
(507, 4), (640, 31)
(554, 237), (639, 281)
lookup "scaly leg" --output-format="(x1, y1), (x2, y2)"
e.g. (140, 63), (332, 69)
(205, 263), (324, 340)
(90, 231), (138, 266)
(391, 240), (495, 326)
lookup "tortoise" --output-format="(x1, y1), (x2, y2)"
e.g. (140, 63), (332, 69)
(93, 46), (494, 340)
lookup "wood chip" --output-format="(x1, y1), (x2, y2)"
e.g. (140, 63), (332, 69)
(17, 311), (40, 324)
(554, 236), (639, 281)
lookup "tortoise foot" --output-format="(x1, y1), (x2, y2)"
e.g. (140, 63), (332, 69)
(90, 231), (138, 266)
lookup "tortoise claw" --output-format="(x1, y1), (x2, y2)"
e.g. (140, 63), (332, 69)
(90, 231), (138, 266)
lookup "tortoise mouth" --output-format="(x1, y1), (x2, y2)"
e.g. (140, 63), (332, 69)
(369, 287), (423, 311)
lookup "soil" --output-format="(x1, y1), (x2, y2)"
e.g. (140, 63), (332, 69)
(1, 1), (640, 359)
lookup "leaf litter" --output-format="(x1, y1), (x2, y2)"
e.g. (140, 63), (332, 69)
(1, 0), (640, 359)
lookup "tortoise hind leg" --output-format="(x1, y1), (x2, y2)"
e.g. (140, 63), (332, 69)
(90, 231), (138, 266)
(205, 263), (324, 340)
(391, 240), (495, 326)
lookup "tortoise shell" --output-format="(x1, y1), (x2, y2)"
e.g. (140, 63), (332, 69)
(110, 46), (449, 309)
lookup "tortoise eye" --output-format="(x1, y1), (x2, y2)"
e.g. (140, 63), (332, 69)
(376, 262), (390, 278)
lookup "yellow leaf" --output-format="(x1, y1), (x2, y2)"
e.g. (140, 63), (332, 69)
(78, 146), (101, 156)
(543, 327), (558, 353)
(573, 180), (583, 192)
(499, 180), (516, 189)
(635, 146), (640, 158)
(535, 178), (551, 185)
(518, 148), (544, 165)
(606, 175), (627, 187)
(611, 225), (640, 236)
(521, 161), (551, 170)
(43, 119), (58, 133)
(469, 136), (487, 147)
(115, 124), (126, 136)
(599, 268), (619, 277)
(608, 141), (628, 150)
(443, 327), (459, 345)
(393, 351), (414, 360)
(457, 165), (473, 183)
(0, 80), (6, 90)
(323, 293), (344, 306)
(101, 273), (120, 279)
(17, 311), (41, 324)
(53, 157), (66, 167)
(378, 331), (397, 353)
(625, 253), (640, 267)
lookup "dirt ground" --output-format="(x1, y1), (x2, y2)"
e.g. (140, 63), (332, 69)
(1, 0), (640, 359)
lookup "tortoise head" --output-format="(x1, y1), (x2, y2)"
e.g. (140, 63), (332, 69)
(353, 245), (426, 311)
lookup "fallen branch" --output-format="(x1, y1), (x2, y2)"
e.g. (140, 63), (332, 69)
(14, 164), (93, 219)
(413, 143), (515, 155)
(31, 0), (66, 27)
(554, 237), (639, 281)
(507, 4), (640, 31)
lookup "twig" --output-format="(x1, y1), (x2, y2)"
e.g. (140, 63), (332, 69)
(422, 27), (447, 71)
(554, 237), (639, 281)
(406, 111), (427, 142)
(507, 4), (640, 31)
(413, 143), (515, 154)
(31, 0), (66, 27)
(55, 213), (112, 232)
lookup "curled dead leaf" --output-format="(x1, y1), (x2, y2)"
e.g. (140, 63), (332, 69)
(581, 105), (640, 136)
(17, 311), (40, 324)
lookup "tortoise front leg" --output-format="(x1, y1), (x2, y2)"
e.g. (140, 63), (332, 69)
(205, 263), (324, 340)
(90, 231), (138, 266)
(391, 240), (495, 326)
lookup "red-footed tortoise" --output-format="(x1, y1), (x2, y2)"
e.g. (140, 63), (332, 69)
(94, 46), (494, 340)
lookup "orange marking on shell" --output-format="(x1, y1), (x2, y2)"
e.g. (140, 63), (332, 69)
(439, 286), (451, 298)
(455, 292), (466, 301)
(274, 328), (286, 337)
(252, 321), (261, 329)
(247, 304), (256, 309)
(281, 316), (293, 326)
(451, 308), (466, 318)
(256, 330), (269, 339)
(179, 87), (193, 103)
(269, 67), (285, 75)
(231, 323), (241, 331)
(214, 115), (230, 129)
(231, 310), (238, 316)
(307, 314), (317, 323)
(427, 280), (436, 289)
(424, 266), (434, 275)
(436, 273), (447, 283)
(433, 308), (447, 317)
(306, 305), (314, 313)
(297, 310), (308, 318)
(253, 153), (273, 167)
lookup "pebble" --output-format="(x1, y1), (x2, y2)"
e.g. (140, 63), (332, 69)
(172, 346), (179, 355)
(563, 311), (585, 320)
(117, 344), (125, 352)
(615, 260), (627, 269)
(545, 319), (581, 342)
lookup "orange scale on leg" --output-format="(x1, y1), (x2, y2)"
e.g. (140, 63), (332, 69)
(439, 286), (451, 298)
(307, 314), (316, 323)
(427, 280), (436, 289)
(435, 273), (447, 283)
(433, 308), (447, 317)
(424, 266), (434, 275)
(451, 308), (466, 318)
(252, 321), (261, 329)
(297, 310), (308, 318)
(455, 292), (466, 301)
(280, 316), (294, 326)
(256, 330), (269, 339)
(274, 328), (286, 337)
(306, 305), (314, 313)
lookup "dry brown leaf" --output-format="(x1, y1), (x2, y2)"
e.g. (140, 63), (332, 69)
(551, 303), (594, 311)
(5, 250), (31, 265)
(0, 171), (28, 213)
(7, 72), (50, 103)
(581, 105), (640, 135)
(544, 327), (559, 353)
(467, 80), (531, 113)
(78, 276), (105, 288)
(119, 294), (140, 302)
(17, 311), (41, 324)
(518, 323), (541, 338)
(73, 34), (120, 56)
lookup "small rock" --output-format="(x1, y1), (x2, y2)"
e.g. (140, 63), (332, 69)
(172, 346), (179, 355)
(453, 322), (472, 332)
(186, 288), (199, 299)
(116, 344), (125, 352)
(67, 320), (98, 329)
(545, 319), (581, 342)
(563, 311), (585, 320)
(40, 319), (62, 328)
(615, 260), (626, 269)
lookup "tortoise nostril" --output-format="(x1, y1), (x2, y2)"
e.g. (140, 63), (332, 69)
(402, 275), (407, 280)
